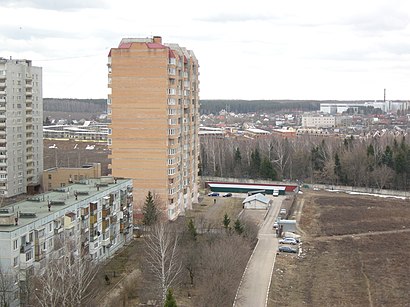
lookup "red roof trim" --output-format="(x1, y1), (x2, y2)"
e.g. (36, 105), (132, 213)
(146, 42), (166, 49)
(118, 42), (132, 49)
(168, 49), (176, 58)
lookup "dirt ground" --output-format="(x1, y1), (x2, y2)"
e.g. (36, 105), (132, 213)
(269, 189), (410, 307)
(43, 139), (110, 175)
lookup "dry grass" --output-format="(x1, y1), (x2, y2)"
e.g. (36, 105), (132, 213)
(269, 190), (410, 307)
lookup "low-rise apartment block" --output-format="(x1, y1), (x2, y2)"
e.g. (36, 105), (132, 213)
(0, 177), (133, 306)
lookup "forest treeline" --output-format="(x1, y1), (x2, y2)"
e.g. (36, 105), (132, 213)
(44, 98), (106, 114)
(44, 98), (375, 116)
(200, 134), (410, 190)
(200, 99), (325, 114)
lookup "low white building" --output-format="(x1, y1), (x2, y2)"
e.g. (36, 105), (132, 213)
(242, 193), (272, 209)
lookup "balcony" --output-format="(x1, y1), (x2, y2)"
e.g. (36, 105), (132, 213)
(102, 207), (111, 218)
(54, 226), (64, 234)
(20, 242), (33, 254)
(102, 220), (109, 232)
(89, 215), (97, 226)
(101, 235), (110, 246)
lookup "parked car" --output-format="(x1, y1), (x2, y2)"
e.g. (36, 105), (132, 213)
(223, 193), (232, 197)
(278, 246), (298, 253)
(208, 192), (220, 197)
(279, 237), (298, 245)
(273, 222), (279, 229)
(280, 208), (287, 215)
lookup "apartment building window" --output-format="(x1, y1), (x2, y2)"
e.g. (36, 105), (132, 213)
(25, 251), (32, 262)
(168, 108), (176, 115)
(168, 158), (175, 165)
(168, 168), (176, 175)
(168, 118), (176, 125)
(168, 188), (175, 195)
(167, 98), (176, 105)
(13, 256), (18, 267)
(168, 128), (176, 136)
(168, 148), (176, 155)
(108, 138), (112, 145)
(108, 128), (112, 135)
(168, 68), (176, 75)
(13, 239), (18, 250)
(167, 88), (176, 95)
(168, 58), (176, 65)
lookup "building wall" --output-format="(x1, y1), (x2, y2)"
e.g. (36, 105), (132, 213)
(302, 115), (336, 128)
(108, 37), (200, 220)
(0, 58), (43, 198)
(42, 163), (102, 191)
(0, 178), (133, 306)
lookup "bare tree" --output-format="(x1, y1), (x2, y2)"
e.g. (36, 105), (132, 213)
(143, 222), (182, 304)
(32, 237), (98, 307)
(196, 234), (252, 307)
(0, 266), (17, 307)
(372, 164), (395, 189)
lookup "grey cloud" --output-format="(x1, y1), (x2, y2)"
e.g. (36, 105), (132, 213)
(196, 13), (279, 23)
(0, 0), (108, 11)
(0, 25), (86, 41)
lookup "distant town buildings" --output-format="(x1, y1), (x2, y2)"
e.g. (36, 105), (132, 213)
(320, 101), (409, 114)
(0, 58), (43, 197)
(43, 121), (108, 141)
(301, 114), (352, 129)
(107, 36), (200, 220)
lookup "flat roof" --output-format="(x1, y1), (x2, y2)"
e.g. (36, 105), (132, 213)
(208, 183), (286, 191)
(0, 178), (131, 232)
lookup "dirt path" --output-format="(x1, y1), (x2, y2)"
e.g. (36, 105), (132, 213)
(311, 227), (410, 242)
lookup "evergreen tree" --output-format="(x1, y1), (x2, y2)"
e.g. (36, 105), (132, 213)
(223, 213), (231, 229)
(250, 148), (261, 177)
(260, 157), (276, 180)
(164, 288), (177, 307)
(367, 144), (374, 157)
(187, 219), (197, 241)
(234, 147), (242, 164)
(234, 219), (244, 235)
(142, 191), (159, 226)
(382, 146), (394, 168)
(334, 153), (342, 181)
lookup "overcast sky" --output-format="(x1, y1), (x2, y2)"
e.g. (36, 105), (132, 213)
(1, 0), (410, 101)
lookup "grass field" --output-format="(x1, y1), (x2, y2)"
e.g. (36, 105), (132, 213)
(269, 190), (410, 306)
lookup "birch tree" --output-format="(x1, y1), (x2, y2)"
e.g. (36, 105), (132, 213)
(0, 266), (17, 307)
(144, 222), (182, 304)
(32, 237), (98, 307)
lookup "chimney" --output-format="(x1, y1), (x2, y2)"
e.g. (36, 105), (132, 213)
(153, 36), (162, 44)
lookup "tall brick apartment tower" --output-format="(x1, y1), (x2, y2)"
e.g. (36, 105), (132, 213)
(107, 36), (200, 220)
